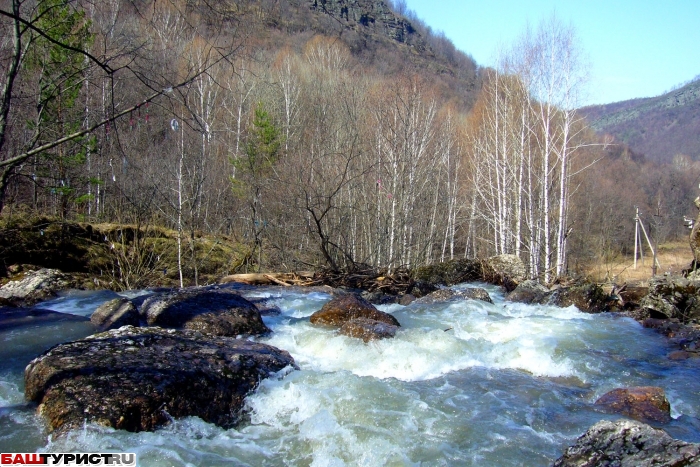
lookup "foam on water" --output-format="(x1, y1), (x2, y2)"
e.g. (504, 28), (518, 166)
(261, 291), (589, 380)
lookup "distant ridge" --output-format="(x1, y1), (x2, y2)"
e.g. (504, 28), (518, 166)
(580, 79), (700, 164)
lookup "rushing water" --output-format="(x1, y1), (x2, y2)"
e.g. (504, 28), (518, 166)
(1, 283), (700, 466)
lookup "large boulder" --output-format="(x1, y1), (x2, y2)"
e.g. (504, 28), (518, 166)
(0, 268), (75, 306)
(594, 386), (671, 424)
(24, 326), (296, 434)
(309, 294), (400, 327)
(482, 254), (527, 292)
(552, 419), (700, 467)
(140, 289), (270, 337)
(339, 318), (399, 342)
(507, 281), (609, 313)
(548, 283), (609, 313)
(415, 287), (493, 304)
(640, 276), (700, 322)
(412, 259), (483, 287)
(91, 298), (140, 331)
(506, 280), (550, 304)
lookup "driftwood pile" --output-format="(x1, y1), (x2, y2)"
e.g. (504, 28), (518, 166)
(220, 269), (419, 295)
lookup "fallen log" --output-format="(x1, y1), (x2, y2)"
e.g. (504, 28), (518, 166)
(264, 274), (291, 287)
(219, 269), (420, 296)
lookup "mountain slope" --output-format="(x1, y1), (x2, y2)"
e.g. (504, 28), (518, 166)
(580, 79), (700, 164)
(236, 0), (481, 108)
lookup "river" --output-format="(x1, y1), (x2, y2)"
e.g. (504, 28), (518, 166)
(1, 283), (699, 466)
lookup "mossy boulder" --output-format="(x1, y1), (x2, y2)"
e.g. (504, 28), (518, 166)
(412, 259), (483, 287)
(505, 280), (550, 304)
(415, 287), (492, 304)
(482, 254), (527, 292)
(548, 283), (609, 313)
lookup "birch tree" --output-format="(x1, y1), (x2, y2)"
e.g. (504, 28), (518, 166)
(465, 16), (591, 281)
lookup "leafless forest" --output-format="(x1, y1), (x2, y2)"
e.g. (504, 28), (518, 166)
(1, 0), (698, 283)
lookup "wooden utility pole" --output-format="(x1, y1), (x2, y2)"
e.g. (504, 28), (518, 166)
(635, 210), (661, 275)
(634, 207), (639, 269)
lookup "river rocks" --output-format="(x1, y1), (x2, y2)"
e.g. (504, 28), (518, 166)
(507, 281), (609, 313)
(0, 268), (75, 306)
(482, 254), (527, 292)
(412, 259), (483, 287)
(91, 298), (140, 331)
(140, 289), (270, 337)
(398, 294), (417, 305)
(310, 294), (400, 328)
(24, 326), (296, 434)
(339, 317), (399, 342)
(361, 290), (399, 305)
(552, 419), (700, 467)
(310, 294), (401, 342)
(506, 280), (550, 304)
(548, 283), (609, 313)
(640, 276), (700, 322)
(643, 318), (700, 359)
(594, 386), (671, 424)
(415, 287), (492, 304)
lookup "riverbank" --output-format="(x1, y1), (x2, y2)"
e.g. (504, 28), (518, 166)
(3, 215), (700, 361)
(0, 216), (243, 291)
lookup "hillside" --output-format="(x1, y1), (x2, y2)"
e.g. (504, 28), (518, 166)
(580, 79), (700, 164)
(230, 0), (482, 109)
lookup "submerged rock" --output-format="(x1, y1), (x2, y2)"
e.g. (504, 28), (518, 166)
(91, 298), (140, 331)
(415, 287), (492, 304)
(552, 419), (700, 467)
(140, 289), (270, 337)
(594, 386), (671, 424)
(24, 326), (296, 434)
(339, 317), (399, 342)
(309, 294), (400, 327)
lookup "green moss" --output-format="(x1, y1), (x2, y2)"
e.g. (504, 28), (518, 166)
(0, 216), (248, 289)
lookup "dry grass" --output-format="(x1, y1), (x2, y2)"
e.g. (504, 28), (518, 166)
(585, 241), (694, 285)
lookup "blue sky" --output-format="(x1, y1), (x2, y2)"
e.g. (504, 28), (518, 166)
(403, 0), (700, 106)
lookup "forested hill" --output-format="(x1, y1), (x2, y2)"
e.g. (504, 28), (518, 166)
(7, 0), (696, 286)
(580, 78), (700, 164)
(231, 0), (481, 109)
